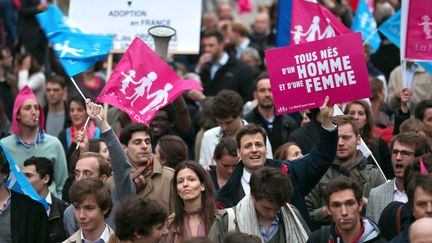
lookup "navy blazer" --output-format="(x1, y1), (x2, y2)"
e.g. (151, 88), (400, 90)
(215, 126), (338, 230)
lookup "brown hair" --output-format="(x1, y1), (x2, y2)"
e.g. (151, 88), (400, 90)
(274, 142), (301, 160)
(333, 115), (360, 137)
(157, 135), (188, 169)
(236, 123), (267, 149)
(77, 152), (111, 177)
(250, 167), (292, 206)
(324, 176), (363, 205)
(115, 198), (167, 240)
(69, 178), (112, 218)
(390, 132), (431, 157)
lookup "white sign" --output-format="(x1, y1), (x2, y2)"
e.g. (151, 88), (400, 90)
(69, 0), (202, 54)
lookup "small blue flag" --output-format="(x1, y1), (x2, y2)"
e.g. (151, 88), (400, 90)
(0, 142), (48, 210)
(36, 4), (112, 77)
(379, 11), (432, 75)
(351, 0), (381, 52)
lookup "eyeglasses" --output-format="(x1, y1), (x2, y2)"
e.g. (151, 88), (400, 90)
(391, 149), (415, 158)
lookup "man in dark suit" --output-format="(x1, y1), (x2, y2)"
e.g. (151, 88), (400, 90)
(216, 97), (337, 230)
(24, 156), (68, 243)
(196, 30), (255, 101)
(0, 145), (50, 243)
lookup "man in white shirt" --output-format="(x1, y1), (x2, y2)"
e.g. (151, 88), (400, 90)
(199, 90), (272, 168)
(64, 178), (113, 243)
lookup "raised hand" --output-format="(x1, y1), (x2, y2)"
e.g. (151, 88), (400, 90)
(320, 96), (334, 129)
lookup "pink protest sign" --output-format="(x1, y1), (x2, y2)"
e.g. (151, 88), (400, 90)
(405, 0), (432, 61)
(97, 37), (202, 124)
(265, 32), (370, 114)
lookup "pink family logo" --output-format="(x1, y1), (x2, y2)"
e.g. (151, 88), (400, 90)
(97, 37), (202, 124)
(290, 0), (351, 45)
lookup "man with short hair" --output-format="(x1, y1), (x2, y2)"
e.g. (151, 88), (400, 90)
(409, 217), (432, 243)
(307, 177), (386, 242)
(366, 132), (430, 223)
(306, 115), (386, 226)
(245, 74), (298, 152)
(23, 156), (68, 243)
(216, 97), (338, 230)
(199, 89), (272, 168)
(0, 145), (50, 242)
(196, 30), (255, 100)
(64, 178), (114, 242)
(209, 167), (310, 242)
(115, 197), (168, 243)
(63, 100), (135, 236)
(250, 12), (275, 53)
(390, 173), (432, 242)
(209, 138), (239, 191)
(118, 122), (173, 212)
(0, 47), (16, 121)
(43, 75), (71, 137)
(0, 86), (68, 198)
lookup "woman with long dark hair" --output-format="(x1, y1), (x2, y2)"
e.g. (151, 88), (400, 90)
(162, 161), (216, 242)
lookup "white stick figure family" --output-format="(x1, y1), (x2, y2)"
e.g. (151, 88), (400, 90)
(119, 69), (173, 115)
(291, 16), (335, 44)
(418, 15), (432, 39)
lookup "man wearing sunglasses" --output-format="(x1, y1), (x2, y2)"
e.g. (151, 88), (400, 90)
(366, 132), (430, 223)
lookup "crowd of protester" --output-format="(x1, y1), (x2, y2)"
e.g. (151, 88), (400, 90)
(1, 0), (432, 242)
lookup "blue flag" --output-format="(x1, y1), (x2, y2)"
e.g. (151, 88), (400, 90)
(36, 4), (83, 37)
(0, 142), (48, 210)
(351, 0), (381, 52)
(379, 10), (432, 75)
(276, 0), (293, 47)
(36, 4), (112, 77)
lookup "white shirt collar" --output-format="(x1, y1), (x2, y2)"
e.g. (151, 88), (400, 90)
(239, 38), (250, 50)
(80, 224), (111, 243)
(393, 179), (408, 203)
(241, 168), (252, 194)
(45, 192), (52, 216)
(217, 52), (229, 66)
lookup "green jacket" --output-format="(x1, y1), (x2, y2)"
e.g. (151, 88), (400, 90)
(306, 154), (386, 224)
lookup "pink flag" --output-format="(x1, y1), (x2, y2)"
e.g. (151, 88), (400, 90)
(404, 0), (432, 61)
(96, 37), (202, 124)
(290, 0), (352, 45)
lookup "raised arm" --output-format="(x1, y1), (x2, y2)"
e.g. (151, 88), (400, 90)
(85, 99), (135, 199)
(288, 96), (338, 195)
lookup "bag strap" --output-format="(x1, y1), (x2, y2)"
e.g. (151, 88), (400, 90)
(396, 204), (403, 233)
(226, 208), (236, 232)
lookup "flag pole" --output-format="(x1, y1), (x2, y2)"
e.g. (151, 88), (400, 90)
(69, 76), (102, 120)
(362, 28), (379, 47)
(103, 52), (115, 122)
(75, 116), (91, 150)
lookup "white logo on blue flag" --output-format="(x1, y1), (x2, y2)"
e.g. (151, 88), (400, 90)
(351, 0), (381, 52)
(36, 4), (112, 77)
